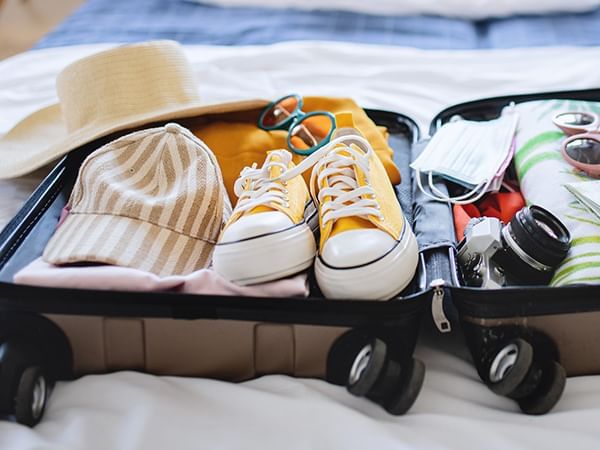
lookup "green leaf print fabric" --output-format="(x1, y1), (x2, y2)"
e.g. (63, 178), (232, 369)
(513, 99), (600, 286)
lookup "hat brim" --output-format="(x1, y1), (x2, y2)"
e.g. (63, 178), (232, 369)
(0, 99), (268, 179)
(43, 212), (216, 277)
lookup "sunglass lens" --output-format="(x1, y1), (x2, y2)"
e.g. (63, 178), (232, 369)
(260, 96), (300, 128)
(289, 113), (334, 152)
(565, 137), (600, 165)
(556, 112), (596, 127)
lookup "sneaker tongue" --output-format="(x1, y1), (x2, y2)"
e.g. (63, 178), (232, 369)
(324, 143), (367, 192)
(268, 160), (284, 179)
(321, 144), (378, 241)
(249, 152), (285, 215)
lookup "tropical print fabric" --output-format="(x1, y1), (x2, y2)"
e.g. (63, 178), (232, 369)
(513, 99), (600, 286)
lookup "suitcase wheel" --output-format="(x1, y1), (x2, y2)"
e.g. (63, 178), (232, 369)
(14, 366), (49, 427)
(517, 361), (566, 415)
(380, 357), (425, 415)
(488, 338), (534, 396)
(347, 338), (388, 397)
(487, 338), (566, 414)
(326, 330), (373, 386)
(0, 338), (52, 427)
(346, 338), (425, 415)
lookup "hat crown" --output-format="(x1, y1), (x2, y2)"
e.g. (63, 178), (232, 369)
(56, 41), (201, 133)
(71, 123), (226, 243)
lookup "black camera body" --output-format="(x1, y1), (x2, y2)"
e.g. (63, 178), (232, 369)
(457, 206), (571, 288)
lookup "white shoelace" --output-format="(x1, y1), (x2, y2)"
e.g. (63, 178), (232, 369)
(233, 150), (292, 214)
(232, 135), (383, 226)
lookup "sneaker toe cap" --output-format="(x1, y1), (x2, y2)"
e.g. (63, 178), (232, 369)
(320, 229), (396, 268)
(220, 211), (295, 243)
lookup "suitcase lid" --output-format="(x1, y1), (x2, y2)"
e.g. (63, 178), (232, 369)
(422, 88), (600, 321)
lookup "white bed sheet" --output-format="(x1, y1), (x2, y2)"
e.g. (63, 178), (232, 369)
(1, 42), (600, 450)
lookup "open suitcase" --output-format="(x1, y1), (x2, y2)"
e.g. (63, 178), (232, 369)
(426, 88), (600, 415)
(0, 108), (439, 426)
(1, 88), (599, 426)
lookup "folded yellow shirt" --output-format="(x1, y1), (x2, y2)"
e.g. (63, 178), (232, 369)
(190, 96), (401, 202)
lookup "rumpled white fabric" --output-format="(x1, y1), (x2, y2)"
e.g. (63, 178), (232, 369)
(2, 42), (600, 449)
(185, 0), (600, 19)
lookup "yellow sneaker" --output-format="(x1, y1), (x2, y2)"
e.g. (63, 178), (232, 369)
(213, 150), (317, 285)
(310, 113), (419, 300)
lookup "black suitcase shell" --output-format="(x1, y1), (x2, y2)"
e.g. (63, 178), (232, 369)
(0, 109), (433, 425)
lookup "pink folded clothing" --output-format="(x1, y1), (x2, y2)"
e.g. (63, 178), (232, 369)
(14, 258), (309, 298)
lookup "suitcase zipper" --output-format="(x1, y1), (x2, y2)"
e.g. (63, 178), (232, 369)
(429, 88), (600, 135)
(430, 279), (451, 333)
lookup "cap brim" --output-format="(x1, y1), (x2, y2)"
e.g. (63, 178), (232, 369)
(0, 99), (268, 179)
(43, 212), (216, 277)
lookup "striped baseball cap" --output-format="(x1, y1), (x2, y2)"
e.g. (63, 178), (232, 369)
(43, 123), (230, 277)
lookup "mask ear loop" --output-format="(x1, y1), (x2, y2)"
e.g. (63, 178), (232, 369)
(428, 171), (493, 204)
(415, 168), (492, 205)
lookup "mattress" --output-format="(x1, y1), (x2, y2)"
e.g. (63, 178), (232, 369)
(35, 0), (600, 50)
(1, 41), (600, 449)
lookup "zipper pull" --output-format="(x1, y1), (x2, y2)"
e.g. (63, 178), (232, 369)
(430, 279), (451, 333)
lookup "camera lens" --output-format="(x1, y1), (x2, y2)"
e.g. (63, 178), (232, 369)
(493, 206), (571, 285)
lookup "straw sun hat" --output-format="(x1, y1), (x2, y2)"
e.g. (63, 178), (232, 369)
(0, 40), (267, 179)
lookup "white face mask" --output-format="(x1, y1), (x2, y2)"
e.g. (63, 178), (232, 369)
(411, 107), (519, 205)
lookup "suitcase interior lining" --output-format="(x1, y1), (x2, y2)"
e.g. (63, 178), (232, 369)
(427, 89), (600, 315)
(0, 110), (426, 302)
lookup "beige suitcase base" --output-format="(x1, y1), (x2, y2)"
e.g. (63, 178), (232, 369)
(48, 314), (346, 380)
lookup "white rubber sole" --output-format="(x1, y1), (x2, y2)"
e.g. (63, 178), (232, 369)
(314, 225), (419, 300)
(213, 224), (317, 285)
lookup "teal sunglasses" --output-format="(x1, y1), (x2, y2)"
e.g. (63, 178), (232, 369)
(258, 94), (336, 156)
